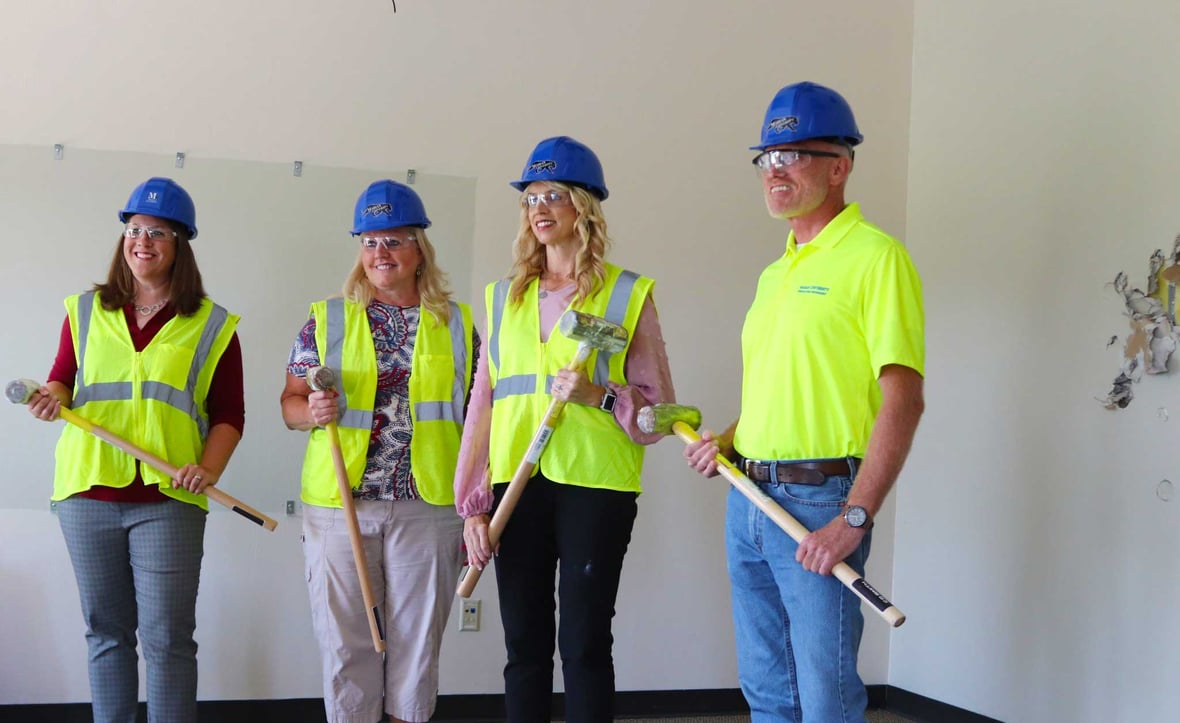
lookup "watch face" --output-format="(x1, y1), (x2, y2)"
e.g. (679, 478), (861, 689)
(600, 390), (617, 412)
(845, 505), (868, 528)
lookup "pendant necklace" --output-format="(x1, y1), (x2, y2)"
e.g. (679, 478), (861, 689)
(135, 299), (167, 316)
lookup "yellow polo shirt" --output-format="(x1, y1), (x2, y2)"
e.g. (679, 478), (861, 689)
(734, 203), (924, 461)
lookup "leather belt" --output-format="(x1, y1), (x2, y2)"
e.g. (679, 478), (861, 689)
(739, 457), (859, 486)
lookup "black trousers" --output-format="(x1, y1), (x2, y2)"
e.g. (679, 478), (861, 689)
(492, 472), (639, 723)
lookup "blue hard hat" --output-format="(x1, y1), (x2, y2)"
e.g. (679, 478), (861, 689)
(510, 136), (608, 201)
(351, 180), (431, 235)
(118, 177), (198, 239)
(751, 82), (863, 151)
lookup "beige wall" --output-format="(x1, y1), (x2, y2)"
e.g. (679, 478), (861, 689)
(0, 0), (916, 705)
(899, 1), (1180, 721)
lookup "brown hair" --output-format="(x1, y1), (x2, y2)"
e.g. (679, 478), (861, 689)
(92, 219), (207, 315)
(506, 182), (610, 307)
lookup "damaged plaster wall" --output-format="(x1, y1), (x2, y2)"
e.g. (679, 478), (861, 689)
(1102, 235), (1180, 409)
(897, 1), (1180, 722)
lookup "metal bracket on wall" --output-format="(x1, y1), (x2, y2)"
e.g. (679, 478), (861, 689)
(406, 169), (416, 185)
(294, 161), (303, 177)
(53, 144), (63, 160)
(175, 152), (185, 169)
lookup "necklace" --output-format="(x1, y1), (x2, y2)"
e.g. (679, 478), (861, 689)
(134, 299), (167, 316)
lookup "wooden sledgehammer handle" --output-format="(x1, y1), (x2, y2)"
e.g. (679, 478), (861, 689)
(305, 366), (385, 652)
(673, 421), (906, 628)
(455, 345), (592, 599)
(323, 417), (386, 652)
(57, 405), (276, 531)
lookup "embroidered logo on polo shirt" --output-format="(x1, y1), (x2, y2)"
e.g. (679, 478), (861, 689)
(797, 285), (829, 296)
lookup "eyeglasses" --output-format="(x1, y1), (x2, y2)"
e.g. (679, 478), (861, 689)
(522, 190), (572, 208)
(752, 148), (843, 172)
(124, 225), (176, 241)
(360, 235), (417, 251)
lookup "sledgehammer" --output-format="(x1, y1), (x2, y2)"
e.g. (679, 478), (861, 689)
(305, 365), (385, 652)
(638, 403), (906, 627)
(6, 378), (277, 531)
(456, 310), (629, 598)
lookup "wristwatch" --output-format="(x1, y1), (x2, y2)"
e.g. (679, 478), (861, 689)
(843, 504), (874, 530)
(599, 389), (617, 413)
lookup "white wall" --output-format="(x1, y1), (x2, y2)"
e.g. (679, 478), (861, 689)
(897, 2), (1180, 721)
(0, 0), (915, 706)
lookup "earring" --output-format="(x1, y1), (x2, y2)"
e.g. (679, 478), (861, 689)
(416, 265), (423, 277)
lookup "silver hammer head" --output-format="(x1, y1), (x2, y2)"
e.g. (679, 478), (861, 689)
(637, 403), (702, 435)
(6, 379), (41, 405)
(305, 366), (338, 393)
(558, 310), (628, 353)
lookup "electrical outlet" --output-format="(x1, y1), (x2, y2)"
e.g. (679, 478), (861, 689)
(460, 599), (481, 632)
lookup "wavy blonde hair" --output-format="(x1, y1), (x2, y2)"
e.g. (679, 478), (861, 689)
(341, 228), (453, 324)
(507, 182), (611, 307)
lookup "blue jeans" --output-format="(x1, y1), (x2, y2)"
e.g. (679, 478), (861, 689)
(726, 473), (871, 723)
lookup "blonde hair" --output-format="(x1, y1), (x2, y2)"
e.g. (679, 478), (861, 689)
(507, 182), (611, 307)
(341, 228), (453, 324)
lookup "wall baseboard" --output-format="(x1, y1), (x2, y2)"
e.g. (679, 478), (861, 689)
(0, 685), (1000, 722)
(880, 686), (1002, 722)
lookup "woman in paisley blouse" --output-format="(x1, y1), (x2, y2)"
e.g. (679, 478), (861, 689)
(280, 180), (479, 723)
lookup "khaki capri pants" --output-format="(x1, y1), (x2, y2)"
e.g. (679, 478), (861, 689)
(303, 498), (464, 723)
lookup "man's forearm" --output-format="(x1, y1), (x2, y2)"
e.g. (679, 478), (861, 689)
(847, 366), (924, 516)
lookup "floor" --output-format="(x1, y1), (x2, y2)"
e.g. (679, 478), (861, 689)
(613, 712), (916, 723)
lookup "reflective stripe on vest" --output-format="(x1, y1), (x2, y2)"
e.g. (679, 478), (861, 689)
(323, 298), (374, 432)
(301, 298), (472, 507)
(483, 264), (652, 492)
(489, 269), (638, 403)
(488, 278), (510, 374)
(72, 291), (228, 437)
(414, 300), (469, 425)
(54, 293), (239, 506)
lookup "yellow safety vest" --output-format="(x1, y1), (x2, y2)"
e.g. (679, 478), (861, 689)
(299, 298), (473, 507)
(53, 292), (239, 507)
(486, 263), (652, 492)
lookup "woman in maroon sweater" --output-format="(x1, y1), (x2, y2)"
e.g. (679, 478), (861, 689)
(25, 177), (244, 723)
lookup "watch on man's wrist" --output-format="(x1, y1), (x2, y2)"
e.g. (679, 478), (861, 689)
(599, 389), (617, 413)
(843, 504), (874, 530)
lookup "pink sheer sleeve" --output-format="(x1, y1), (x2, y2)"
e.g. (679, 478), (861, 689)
(453, 335), (495, 518)
(609, 293), (676, 445)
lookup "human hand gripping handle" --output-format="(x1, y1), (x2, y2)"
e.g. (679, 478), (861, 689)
(305, 366), (385, 652)
(456, 310), (629, 599)
(639, 403), (906, 628)
(6, 378), (277, 531)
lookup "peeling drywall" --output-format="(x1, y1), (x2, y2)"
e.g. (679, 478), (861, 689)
(1102, 235), (1180, 408)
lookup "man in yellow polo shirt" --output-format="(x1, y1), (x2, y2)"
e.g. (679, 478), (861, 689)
(685, 81), (925, 722)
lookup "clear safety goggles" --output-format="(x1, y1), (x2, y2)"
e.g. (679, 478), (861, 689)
(522, 190), (573, 208)
(359, 234), (417, 251)
(751, 148), (843, 173)
(124, 225), (176, 241)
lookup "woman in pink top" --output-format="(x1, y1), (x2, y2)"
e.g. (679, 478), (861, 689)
(453, 136), (675, 722)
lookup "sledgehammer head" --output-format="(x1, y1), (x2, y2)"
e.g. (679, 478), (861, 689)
(305, 366), (338, 393)
(637, 403), (702, 435)
(558, 310), (628, 353)
(6, 379), (41, 405)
